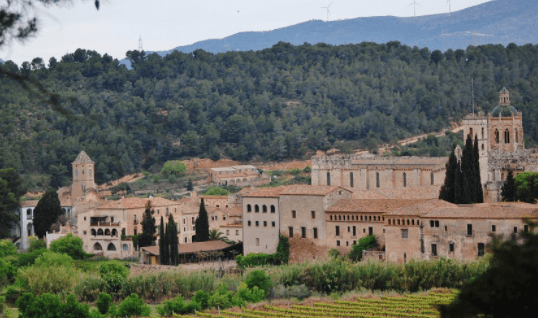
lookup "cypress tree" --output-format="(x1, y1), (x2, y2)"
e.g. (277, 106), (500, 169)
(501, 170), (517, 202)
(440, 144), (458, 202)
(168, 214), (179, 265)
(33, 188), (63, 239)
(138, 201), (156, 248)
(159, 216), (167, 265)
(474, 135), (484, 203)
(461, 134), (476, 204)
(195, 198), (210, 242)
(454, 161), (463, 204)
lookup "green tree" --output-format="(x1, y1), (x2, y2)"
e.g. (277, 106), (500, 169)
(203, 186), (230, 196)
(209, 229), (224, 241)
(439, 222), (538, 318)
(33, 188), (62, 239)
(138, 201), (156, 248)
(501, 170), (517, 202)
(49, 163), (67, 188)
(0, 168), (25, 238)
(158, 216), (167, 265)
(49, 233), (86, 259)
(474, 135), (484, 203)
(186, 178), (194, 191)
(195, 198), (209, 242)
(461, 134), (477, 204)
(348, 235), (378, 262)
(167, 215), (179, 265)
(0, 239), (17, 258)
(110, 293), (151, 317)
(161, 160), (187, 176)
(439, 145), (458, 203)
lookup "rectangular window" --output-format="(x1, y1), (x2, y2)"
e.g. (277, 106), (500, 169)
(248, 221), (251, 226)
(524, 225), (529, 232)
(311, 211), (315, 219)
(352, 226), (356, 236)
(292, 210), (296, 218)
(236, 230), (239, 235)
(348, 226), (351, 232)
(255, 221), (259, 227)
(313, 228), (318, 239)
(478, 243), (485, 256)
(226, 230), (230, 235)
(301, 227), (306, 238)
(403, 172), (407, 187)
(369, 227), (373, 235)
(350, 172), (354, 187)
(492, 225), (496, 232)
(467, 224), (473, 236)
(263, 221), (267, 227)
(335, 226), (340, 236)
(401, 229), (408, 239)
(514, 227), (518, 233)
(336, 240), (340, 246)
(256, 238), (260, 246)
(435, 220), (439, 227)
(445, 225), (448, 231)
(346, 241), (349, 246)
(363, 228), (366, 233)
(183, 218), (186, 224)
(431, 244), (437, 257)
(272, 221), (275, 227)
(134, 229), (137, 235)
(449, 243), (455, 252)
(289, 227), (293, 238)
(430, 220), (435, 227)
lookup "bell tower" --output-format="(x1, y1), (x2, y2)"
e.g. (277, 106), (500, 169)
(71, 151), (96, 200)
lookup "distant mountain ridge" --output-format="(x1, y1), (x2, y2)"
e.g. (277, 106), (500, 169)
(150, 0), (537, 57)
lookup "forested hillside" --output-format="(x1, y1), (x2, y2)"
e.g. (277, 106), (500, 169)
(2, 41), (538, 187)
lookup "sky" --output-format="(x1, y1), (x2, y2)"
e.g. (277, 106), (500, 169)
(2, 0), (492, 65)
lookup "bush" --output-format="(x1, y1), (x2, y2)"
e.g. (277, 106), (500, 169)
(245, 270), (272, 296)
(348, 235), (378, 262)
(0, 258), (16, 287)
(96, 292), (112, 315)
(161, 160), (187, 176)
(0, 296), (5, 314)
(303, 166), (312, 173)
(0, 239), (17, 258)
(5, 286), (20, 304)
(193, 290), (210, 309)
(17, 263), (79, 296)
(272, 284), (311, 300)
(328, 248), (340, 259)
(203, 186), (230, 196)
(98, 261), (129, 279)
(34, 251), (73, 267)
(14, 248), (46, 267)
(16, 293), (90, 318)
(49, 234), (86, 260)
(208, 284), (234, 309)
(156, 295), (201, 316)
(27, 237), (47, 252)
(236, 253), (275, 269)
(110, 293), (150, 317)
(232, 283), (265, 306)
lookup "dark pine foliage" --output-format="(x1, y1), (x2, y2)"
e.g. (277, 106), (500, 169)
(474, 135), (484, 203)
(461, 134), (477, 204)
(138, 201), (156, 248)
(439, 145), (458, 202)
(168, 214), (179, 265)
(33, 188), (63, 238)
(195, 199), (209, 242)
(501, 170), (517, 202)
(159, 216), (168, 265)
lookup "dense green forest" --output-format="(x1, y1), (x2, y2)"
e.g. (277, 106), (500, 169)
(2, 41), (538, 187)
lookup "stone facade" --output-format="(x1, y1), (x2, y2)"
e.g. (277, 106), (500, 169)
(210, 165), (271, 187)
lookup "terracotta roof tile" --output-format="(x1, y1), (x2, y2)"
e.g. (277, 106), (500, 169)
(20, 200), (39, 207)
(354, 186), (441, 200)
(97, 197), (177, 210)
(200, 196), (229, 200)
(327, 199), (425, 213)
(72, 151), (94, 164)
(386, 199), (456, 216)
(280, 185), (350, 196)
(241, 186), (290, 198)
(423, 202), (538, 219)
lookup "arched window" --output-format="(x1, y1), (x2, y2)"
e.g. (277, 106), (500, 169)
(376, 172), (380, 188)
(27, 223), (33, 236)
(247, 204), (252, 212)
(89, 169), (92, 177)
(91, 229), (96, 236)
(398, 219), (400, 225)
(482, 144), (485, 150)
(339, 215), (342, 221)
(111, 229), (118, 237)
(254, 205), (259, 213)
(122, 244), (129, 251)
(82, 169), (85, 175)
(97, 229), (103, 236)
(347, 215), (350, 221)
(75, 169), (78, 177)
(27, 209), (32, 219)
(404, 253), (407, 264)
(327, 172), (331, 186)
(403, 172), (407, 187)
(469, 128), (473, 139)
(495, 129), (500, 143)
(107, 243), (116, 251)
(184, 237), (188, 243)
(93, 242), (102, 251)
(407, 219), (410, 225)
(262, 205), (267, 213)
(412, 219), (415, 225)
(389, 219), (392, 225)
(515, 129), (519, 143)
(330, 215), (333, 221)
(270, 205), (275, 213)
(122, 228), (126, 236)
(105, 229), (111, 236)
(505, 129), (510, 143)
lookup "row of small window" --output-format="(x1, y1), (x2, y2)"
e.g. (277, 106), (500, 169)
(247, 220), (276, 227)
(247, 204), (276, 213)
(75, 168), (92, 177)
(225, 229), (240, 236)
(289, 227), (318, 239)
(331, 214), (384, 222)
(211, 216), (226, 221)
(335, 226), (376, 236)
(389, 219), (420, 226)
(429, 221), (529, 235)
(336, 240), (357, 247)
(156, 207), (177, 216)
(493, 128), (518, 144)
(292, 210), (315, 218)
(327, 172), (435, 187)
(430, 243), (485, 257)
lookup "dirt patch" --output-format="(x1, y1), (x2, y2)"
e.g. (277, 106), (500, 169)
(288, 237), (331, 263)
(258, 160), (311, 171)
(97, 173), (145, 190)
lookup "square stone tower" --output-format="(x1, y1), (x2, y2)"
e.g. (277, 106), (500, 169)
(71, 151), (96, 200)
(488, 88), (524, 154)
(462, 112), (489, 185)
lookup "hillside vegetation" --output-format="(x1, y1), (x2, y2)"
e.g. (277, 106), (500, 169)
(2, 41), (538, 188)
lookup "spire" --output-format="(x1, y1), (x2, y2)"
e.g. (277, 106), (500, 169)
(499, 87), (510, 106)
(72, 151), (94, 164)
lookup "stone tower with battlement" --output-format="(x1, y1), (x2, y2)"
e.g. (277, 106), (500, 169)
(71, 151), (96, 200)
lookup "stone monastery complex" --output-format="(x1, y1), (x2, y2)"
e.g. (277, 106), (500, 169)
(12, 88), (538, 263)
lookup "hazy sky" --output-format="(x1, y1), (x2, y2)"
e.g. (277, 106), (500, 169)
(3, 0), (491, 65)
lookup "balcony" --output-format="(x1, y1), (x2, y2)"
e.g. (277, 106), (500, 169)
(90, 221), (120, 227)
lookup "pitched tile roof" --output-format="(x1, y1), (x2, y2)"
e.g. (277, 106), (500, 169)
(20, 200), (39, 207)
(280, 185), (350, 196)
(200, 196), (229, 200)
(97, 197), (177, 210)
(423, 202), (538, 219)
(72, 151), (94, 164)
(241, 186), (290, 198)
(327, 199), (425, 213)
(386, 199), (456, 216)
(354, 186), (442, 200)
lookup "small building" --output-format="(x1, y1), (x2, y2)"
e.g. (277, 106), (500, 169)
(210, 165), (270, 187)
(140, 240), (237, 265)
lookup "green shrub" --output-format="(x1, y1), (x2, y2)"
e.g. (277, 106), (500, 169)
(27, 237), (47, 252)
(5, 286), (20, 304)
(96, 292), (112, 314)
(17, 264), (79, 296)
(110, 293), (150, 317)
(328, 248), (340, 259)
(348, 235), (378, 262)
(245, 270), (272, 296)
(232, 283), (265, 306)
(74, 276), (106, 302)
(156, 295), (201, 316)
(208, 283), (233, 309)
(0, 239), (17, 258)
(193, 290), (210, 309)
(49, 234), (86, 260)
(203, 186), (230, 196)
(303, 166), (312, 173)
(34, 251), (73, 267)
(14, 248), (47, 267)
(0, 258), (16, 287)
(0, 296), (5, 314)
(98, 261), (129, 279)
(16, 293), (90, 318)
(236, 253), (275, 269)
